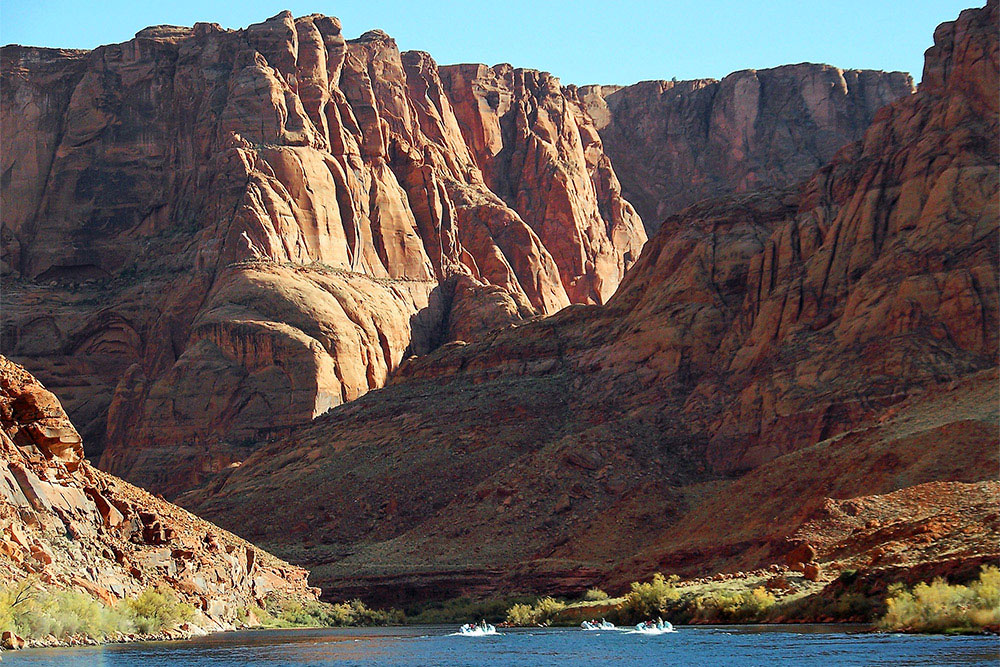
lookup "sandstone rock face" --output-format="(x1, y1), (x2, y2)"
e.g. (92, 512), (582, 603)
(1, 13), (643, 493)
(579, 65), (914, 230)
(182, 2), (998, 603)
(440, 65), (645, 303)
(0, 356), (318, 631)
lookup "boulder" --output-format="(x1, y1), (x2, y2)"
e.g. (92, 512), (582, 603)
(784, 543), (817, 569)
(1, 630), (26, 650)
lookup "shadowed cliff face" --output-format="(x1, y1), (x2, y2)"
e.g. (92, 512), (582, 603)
(579, 64), (915, 231)
(0, 356), (319, 629)
(0, 12), (644, 493)
(180, 2), (998, 604)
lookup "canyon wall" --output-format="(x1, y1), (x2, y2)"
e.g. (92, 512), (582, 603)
(580, 64), (914, 229)
(182, 2), (998, 603)
(1, 13), (644, 493)
(1, 13), (916, 500)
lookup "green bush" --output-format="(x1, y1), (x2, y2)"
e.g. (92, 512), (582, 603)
(837, 569), (859, 584)
(403, 596), (528, 624)
(235, 604), (269, 626)
(0, 580), (134, 640)
(620, 573), (680, 621)
(261, 596), (402, 627)
(126, 587), (196, 634)
(879, 565), (1000, 633)
(0, 579), (34, 635)
(504, 597), (567, 626)
(583, 588), (609, 602)
(328, 599), (402, 626)
(505, 603), (538, 626)
(692, 586), (776, 623)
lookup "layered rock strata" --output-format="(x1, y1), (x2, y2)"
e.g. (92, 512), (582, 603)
(1, 13), (644, 493)
(0, 356), (319, 632)
(182, 2), (999, 603)
(580, 65), (914, 229)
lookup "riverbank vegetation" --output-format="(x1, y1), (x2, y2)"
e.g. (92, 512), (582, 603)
(246, 595), (402, 628)
(505, 597), (567, 625)
(403, 595), (536, 624)
(501, 566), (1000, 633)
(0, 580), (195, 642)
(878, 566), (999, 633)
(0, 579), (401, 646)
(502, 573), (781, 627)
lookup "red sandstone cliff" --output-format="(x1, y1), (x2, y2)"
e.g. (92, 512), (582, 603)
(180, 2), (999, 603)
(0, 356), (319, 634)
(579, 64), (914, 229)
(1, 13), (643, 493)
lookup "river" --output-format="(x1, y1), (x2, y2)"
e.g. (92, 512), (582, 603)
(5, 624), (997, 666)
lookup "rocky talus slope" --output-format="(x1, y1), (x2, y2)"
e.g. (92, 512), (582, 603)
(0, 356), (319, 635)
(580, 64), (914, 230)
(182, 2), (999, 604)
(1, 12), (644, 494)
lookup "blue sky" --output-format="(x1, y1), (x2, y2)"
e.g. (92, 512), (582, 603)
(1, 1), (977, 85)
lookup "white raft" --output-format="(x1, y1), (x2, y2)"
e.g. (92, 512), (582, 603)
(632, 619), (674, 635)
(457, 622), (498, 636)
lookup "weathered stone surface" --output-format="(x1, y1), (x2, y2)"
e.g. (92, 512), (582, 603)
(0, 356), (318, 629)
(1, 630), (26, 650)
(1, 13), (643, 494)
(579, 65), (914, 230)
(0, 360), (84, 468)
(785, 542), (816, 569)
(440, 64), (646, 303)
(181, 2), (998, 604)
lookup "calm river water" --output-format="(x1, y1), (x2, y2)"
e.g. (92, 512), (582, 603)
(5, 624), (998, 666)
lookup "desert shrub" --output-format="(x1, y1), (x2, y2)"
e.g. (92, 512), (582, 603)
(404, 596), (528, 624)
(504, 597), (567, 626)
(327, 599), (402, 626)
(35, 590), (133, 639)
(533, 597), (566, 621)
(126, 587), (196, 634)
(0, 579), (35, 634)
(832, 592), (878, 618)
(879, 565), (1000, 633)
(692, 587), (776, 623)
(0, 581), (134, 640)
(263, 596), (401, 627)
(837, 569), (859, 584)
(505, 603), (538, 626)
(583, 588), (609, 602)
(619, 573), (680, 622)
(235, 604), (269, 626)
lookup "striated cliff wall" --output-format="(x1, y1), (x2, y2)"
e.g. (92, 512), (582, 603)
(181, 2), (998, 602)
(1, 12), (644, 494)
(579, 64), (914, 229)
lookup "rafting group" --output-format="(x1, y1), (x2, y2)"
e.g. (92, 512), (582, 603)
(458, 620), (497, 636)
(458, 616), (675, 636)
(633, 617), (674, 634)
